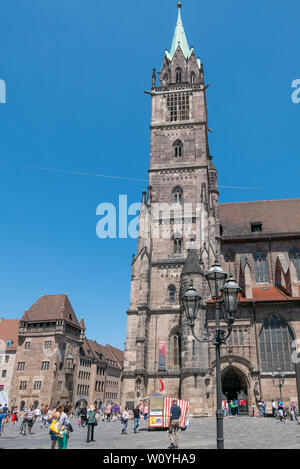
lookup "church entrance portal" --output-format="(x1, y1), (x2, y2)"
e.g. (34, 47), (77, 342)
(222, 367), (248, 415)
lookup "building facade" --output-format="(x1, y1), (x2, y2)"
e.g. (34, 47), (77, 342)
(122, 3), (300, 416)
(9, 295), (85, 409)
(7, 296), (124, 410)
(0, 319), (20, 404)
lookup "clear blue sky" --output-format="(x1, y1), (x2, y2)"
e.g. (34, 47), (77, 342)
(0, 0), (299, 349)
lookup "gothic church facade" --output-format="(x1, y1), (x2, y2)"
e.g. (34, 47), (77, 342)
(122, 2), (300, 416)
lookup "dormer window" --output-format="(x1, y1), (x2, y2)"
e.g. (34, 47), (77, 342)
(251, 222), (263, 233)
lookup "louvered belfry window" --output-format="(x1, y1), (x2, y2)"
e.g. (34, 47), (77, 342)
(167, 93), (190, 122)
(259, 315), (294, 372)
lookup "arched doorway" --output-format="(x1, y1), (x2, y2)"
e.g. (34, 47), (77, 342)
(222, 367), (248, 415)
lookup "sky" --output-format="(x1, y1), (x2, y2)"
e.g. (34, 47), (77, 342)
(0, 0), (299, 349)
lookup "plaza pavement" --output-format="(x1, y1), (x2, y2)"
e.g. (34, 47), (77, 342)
(0, 416), (300, 450)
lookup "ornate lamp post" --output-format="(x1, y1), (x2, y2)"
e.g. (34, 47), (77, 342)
(180, 260), (242, 449)
(271, 368), (285, 402)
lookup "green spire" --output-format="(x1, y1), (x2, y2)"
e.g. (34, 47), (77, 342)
(167, 1), (191, 60)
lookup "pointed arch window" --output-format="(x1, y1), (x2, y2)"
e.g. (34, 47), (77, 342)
(174, 238), (182, 254)
(176, 68), (182, 83)
(173, 140), (183, 158)
(172, 187), (183, 205)
(191, 72), (196, 84)
(289, 248), (300, 280)
(259, 314), (294, 372)
(168, 285), (176, 303)
(253, 249), (269, 283)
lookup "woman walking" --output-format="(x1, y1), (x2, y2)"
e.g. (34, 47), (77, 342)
(58, 405), (71, 450)
(49, 404), (62, 449)
(121, 407), (129, 435)
(86, 405), (97, 443)
(11, 407), (18, 424)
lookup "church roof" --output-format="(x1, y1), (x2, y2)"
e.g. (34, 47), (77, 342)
(220, 199), (300, 240)
(181, 249), (203, 276)
(165, 2), (200, 67)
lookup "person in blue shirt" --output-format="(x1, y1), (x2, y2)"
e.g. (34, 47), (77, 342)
(168, 399), (181, 449)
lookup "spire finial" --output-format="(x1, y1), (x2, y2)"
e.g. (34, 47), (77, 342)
(177, 1), (182, 8)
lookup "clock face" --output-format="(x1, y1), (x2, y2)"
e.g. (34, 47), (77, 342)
(6, 340), (12, 349)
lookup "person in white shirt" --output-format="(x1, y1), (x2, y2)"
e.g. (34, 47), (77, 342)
(122, 407), (129, 434)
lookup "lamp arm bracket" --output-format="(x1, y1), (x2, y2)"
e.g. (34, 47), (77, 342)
(191, 325), (214, 344)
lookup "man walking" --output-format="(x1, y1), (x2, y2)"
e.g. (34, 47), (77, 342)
(133, 405), (140, 433)
(168, 399), (181, 450)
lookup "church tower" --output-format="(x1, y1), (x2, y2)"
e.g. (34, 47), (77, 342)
(122, 1), (220, 416)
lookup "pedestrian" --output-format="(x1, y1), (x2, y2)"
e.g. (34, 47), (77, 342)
(272, 400), (276, 418)
(121, 407), (129, 435)
(168, 399), (181, 449)
(143, 404), (149, 422)
(277, 401), (284, 423)
(86, 404), (97, 443)
(80, 405), (87, 427)
(0, 407), (5, 436)
(11, 406), (18, 424)
(133, 405), (140, 433)
(41, 405), (49, 428)
(105, 404), (112, 422)
(58, 405), (71, 449)
(234, 398), (239, 416)
(290, 401), (297, 421)
(262, 401), (267, 418)
(49, 404), (62, 449)
(230, 401), (235, 416)
(23, 404), (36, 434)
(251, 403), (255, 417)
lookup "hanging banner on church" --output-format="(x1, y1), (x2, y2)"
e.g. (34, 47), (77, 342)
(158, 339), (167, 370)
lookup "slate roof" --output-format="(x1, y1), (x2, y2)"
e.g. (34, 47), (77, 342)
(220, 199), (300, 240)
(21, 295), (80, 327)
(181, 249), (203, 276)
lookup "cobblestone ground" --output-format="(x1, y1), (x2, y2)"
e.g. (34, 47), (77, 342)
(0, 416), (300, 449)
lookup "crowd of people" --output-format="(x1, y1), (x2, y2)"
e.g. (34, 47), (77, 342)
(221, 398), (300, 423)
(0, 400), (151, 448)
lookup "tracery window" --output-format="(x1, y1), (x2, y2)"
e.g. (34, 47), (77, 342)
(176, 68), (182, 83)
(172, 187), (183, 205)
(168, 285), (176, 303)
(289, 248), (300, 280)
(174, 238), (182, 254)
(167, 93), (190, 122)
(173, 140), (183, 158)
(253, 249), (269, 283)
(259, 314), (294, 372)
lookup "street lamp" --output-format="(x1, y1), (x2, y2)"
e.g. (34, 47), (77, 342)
(180, 261), (242, 450)
(271, 368), (285, 402)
